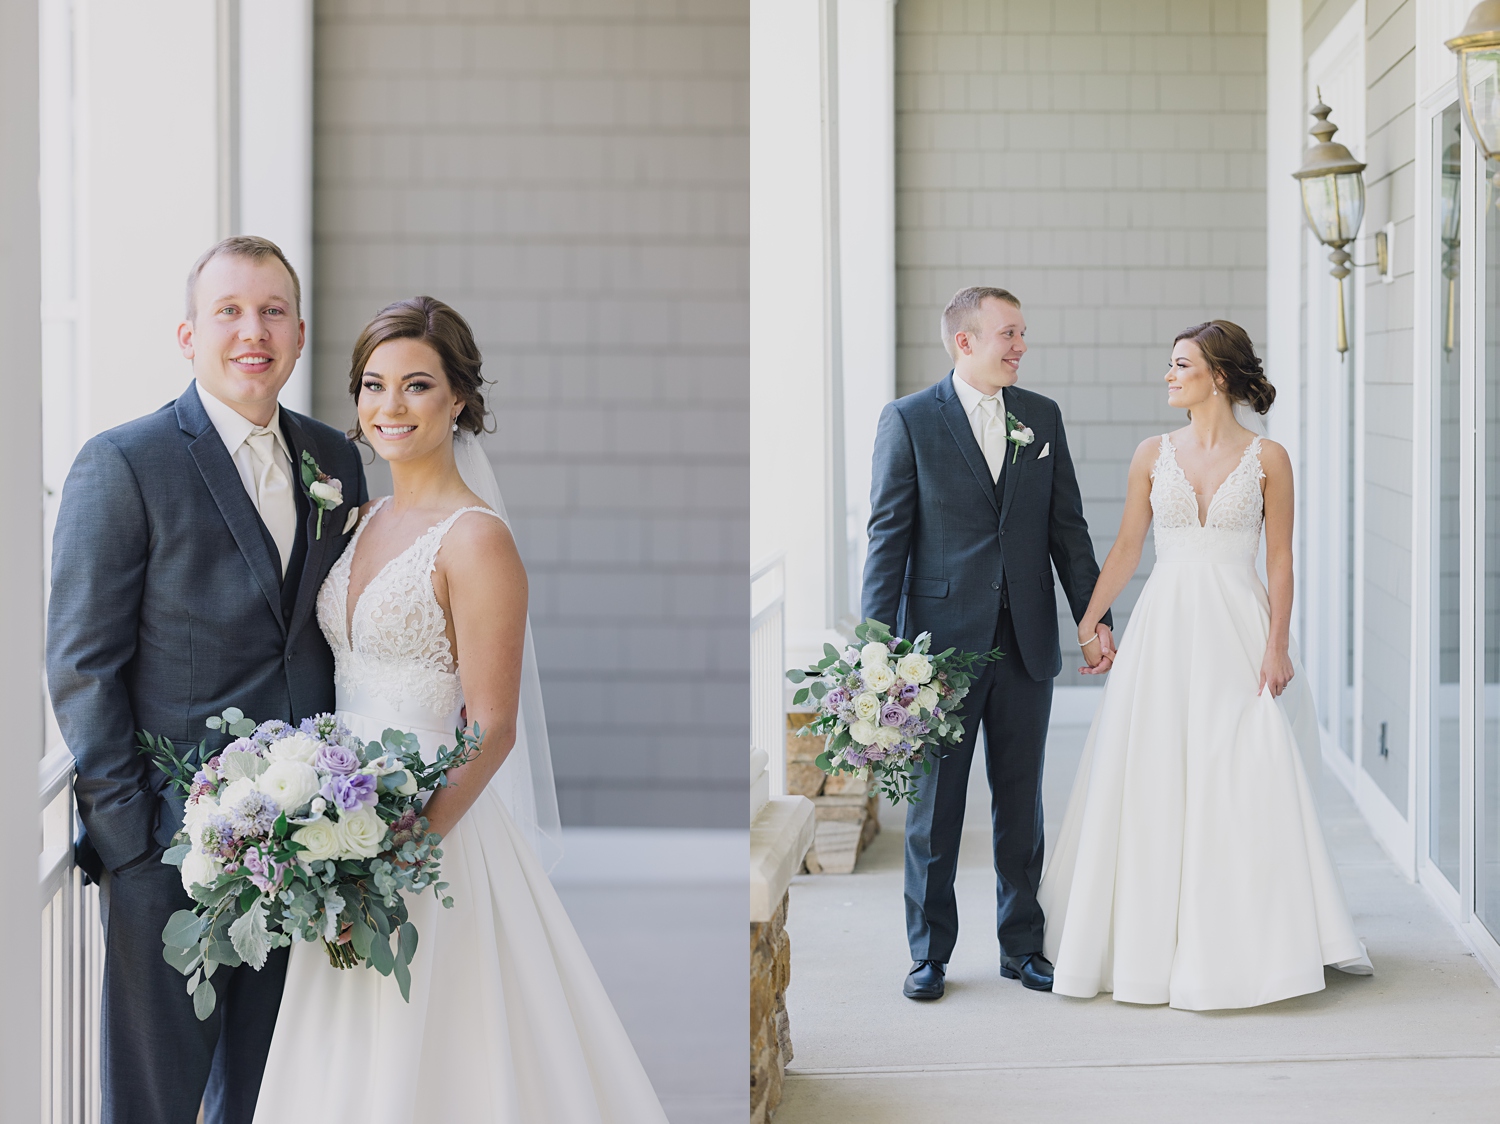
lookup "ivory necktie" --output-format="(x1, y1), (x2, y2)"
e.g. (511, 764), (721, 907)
(979, 395), (1007, 484)
(245, 427), (297, 577)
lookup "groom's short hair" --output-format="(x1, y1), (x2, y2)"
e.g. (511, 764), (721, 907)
(185, 235), (302, 320)
(941, 286), (1021, 359)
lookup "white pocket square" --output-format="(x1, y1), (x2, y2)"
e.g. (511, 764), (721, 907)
(1038, 442), (1050, 459)
(343, 507), (360, 534)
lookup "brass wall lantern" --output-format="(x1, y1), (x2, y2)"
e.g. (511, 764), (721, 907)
(1293, 93), (1368, 354)
(1448, 2), (1500, 195)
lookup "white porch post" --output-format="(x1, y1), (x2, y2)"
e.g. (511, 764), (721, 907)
(1, 0), (45, 1113)
(238, 0), (314, 413)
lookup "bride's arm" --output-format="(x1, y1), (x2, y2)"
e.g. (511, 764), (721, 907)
(1075, 437), (1157, 665)
(421, 514), (529, 840)
(1260, 440), (1296, 697)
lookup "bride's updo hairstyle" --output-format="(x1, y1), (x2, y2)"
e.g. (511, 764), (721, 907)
(1173, 320), (1276, 415)
(347, 296), (488, 442)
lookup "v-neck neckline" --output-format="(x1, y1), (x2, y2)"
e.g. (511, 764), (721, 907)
(1164, 435), (1258, 530)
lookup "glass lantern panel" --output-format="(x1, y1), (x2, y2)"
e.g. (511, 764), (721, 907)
(1462, 48), (1500, 160)
(1300, 171), (1365, 246)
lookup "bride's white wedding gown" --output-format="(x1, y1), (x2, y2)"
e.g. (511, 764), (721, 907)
(1038, 435), (1372, 1011)
(253, 500), (667, 1122)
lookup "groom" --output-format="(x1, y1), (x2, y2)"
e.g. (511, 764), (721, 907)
(47, 236), (367, 1123)
(862, 286), (1112, 1001)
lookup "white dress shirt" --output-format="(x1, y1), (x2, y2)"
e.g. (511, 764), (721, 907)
(951, 372), (1009, 483)
(197, 383), (298, 573)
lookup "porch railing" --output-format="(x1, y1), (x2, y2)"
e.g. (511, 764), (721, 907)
(751, 553), (787, 800)
(39, 746), (103, 1124)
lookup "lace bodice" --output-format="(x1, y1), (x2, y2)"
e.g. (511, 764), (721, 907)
(316, 497), (505, 724)
(1150, 435), (1265, 562)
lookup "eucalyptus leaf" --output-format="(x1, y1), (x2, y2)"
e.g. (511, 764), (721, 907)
(162, 909), (205, 949)
(205, 940), (242, 968)
(368, 932), (395, 976)
(785, 669), (807, 683)
(227, 718), (256, 738)
(161, 941), (200, 975)
(792, 687), (810, 706)
(205, 716), (223, 730)
(162, 843), (191, 867)
(398, 922), (418, 966)
(221, 707), (244, 725)
(185, 967), (201, 995)
(350, 912), (374, 959)
(192, 979), (216, 1021)
(393, 955), (411, 1002)
(810, 681), (828, 699)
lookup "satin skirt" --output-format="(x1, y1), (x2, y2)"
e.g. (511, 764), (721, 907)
(1038, 556), (1372, 1011)
(252, 705), (667, 1123)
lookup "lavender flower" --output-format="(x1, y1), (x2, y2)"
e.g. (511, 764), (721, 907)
(879, 701), (908, 727)
(253, 719), (291, 744)
(314, 742), (360, 775)
(231, 791), (281, 836)
(301, 713), (353, 745)
(201, 815), (240, 860)
(321, 772), (378, 812)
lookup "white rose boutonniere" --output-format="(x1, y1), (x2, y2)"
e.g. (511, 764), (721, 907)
(1005, 412), (1035, 463)
(299, 450), (344, 538)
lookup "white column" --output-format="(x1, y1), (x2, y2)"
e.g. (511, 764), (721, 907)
(836, 0), (897, 630)
(750, 0), (839, 668)
(1, 0), (45, 1113)
(76, 0), (221, 437)
(1265, 0), (1303, 638)
(239, 0), (314, 413)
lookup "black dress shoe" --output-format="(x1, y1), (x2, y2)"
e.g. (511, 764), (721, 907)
(1000, 953), (1054, 991)
(903, 960), (946, 1000)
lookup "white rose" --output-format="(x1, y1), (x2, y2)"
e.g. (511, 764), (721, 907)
(180, 848), (222, 895)
(853, 692), (882, 723)
(183, 794), (219, 830)
(309, 478), (343, 506)
(860, 642), (891, 669)
(895, 653), (934, 685)
(916, 686), (939, 712)
(362, 754), (397, 776)
(848, 719), (879, 746)
(256, 759), (321, 812)
(290, 816), (341, 863)
(335, 807), (388, 859)
(267, 733), (322, 765)
(218, 777), (255, 812)
(394, 770), (419, 797)
(864, 664), (897, 693)
(875, 725), (903, 748)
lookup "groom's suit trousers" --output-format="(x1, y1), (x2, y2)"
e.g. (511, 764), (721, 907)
(902, 605), (1053, 964)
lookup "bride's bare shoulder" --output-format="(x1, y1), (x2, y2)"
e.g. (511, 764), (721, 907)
(438, 508), (523, 577)
(1256, 437), (1293, 478)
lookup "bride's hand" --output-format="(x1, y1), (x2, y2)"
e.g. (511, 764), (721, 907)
(1259, 647), (1294, 698)
(1078, 624), (1112, 674)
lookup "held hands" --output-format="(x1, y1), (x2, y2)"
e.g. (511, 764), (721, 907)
(1078, 623), (1116, 675)
(1259, 645), (1294, 698)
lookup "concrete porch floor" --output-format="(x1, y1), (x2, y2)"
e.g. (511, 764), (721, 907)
(778, 718), (1500, 1122)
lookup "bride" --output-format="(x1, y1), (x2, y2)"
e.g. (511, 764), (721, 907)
(1037, 320), (1372, 1011)
(253, 297), (667, 1121)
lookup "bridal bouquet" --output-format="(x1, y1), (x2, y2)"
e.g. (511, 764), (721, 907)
(785, 619), (998, 803)
(137, 708), (480, 1020)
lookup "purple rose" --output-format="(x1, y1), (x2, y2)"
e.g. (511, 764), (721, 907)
(824, 687), (849, 712)
(321, 772), (378, 811)
(315, 743), (360, 775)
(879, 702), (908, 727)
(224, 737), (258, 755)
(897, 682), (919, 703)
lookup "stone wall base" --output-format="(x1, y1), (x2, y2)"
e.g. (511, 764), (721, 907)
(750, 891), (792, 1124)
(786, 714), (881, 874)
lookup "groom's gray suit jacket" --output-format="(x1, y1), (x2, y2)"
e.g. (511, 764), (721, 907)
(862, 373), (1108, 679)
(48, 381), (369, 874)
